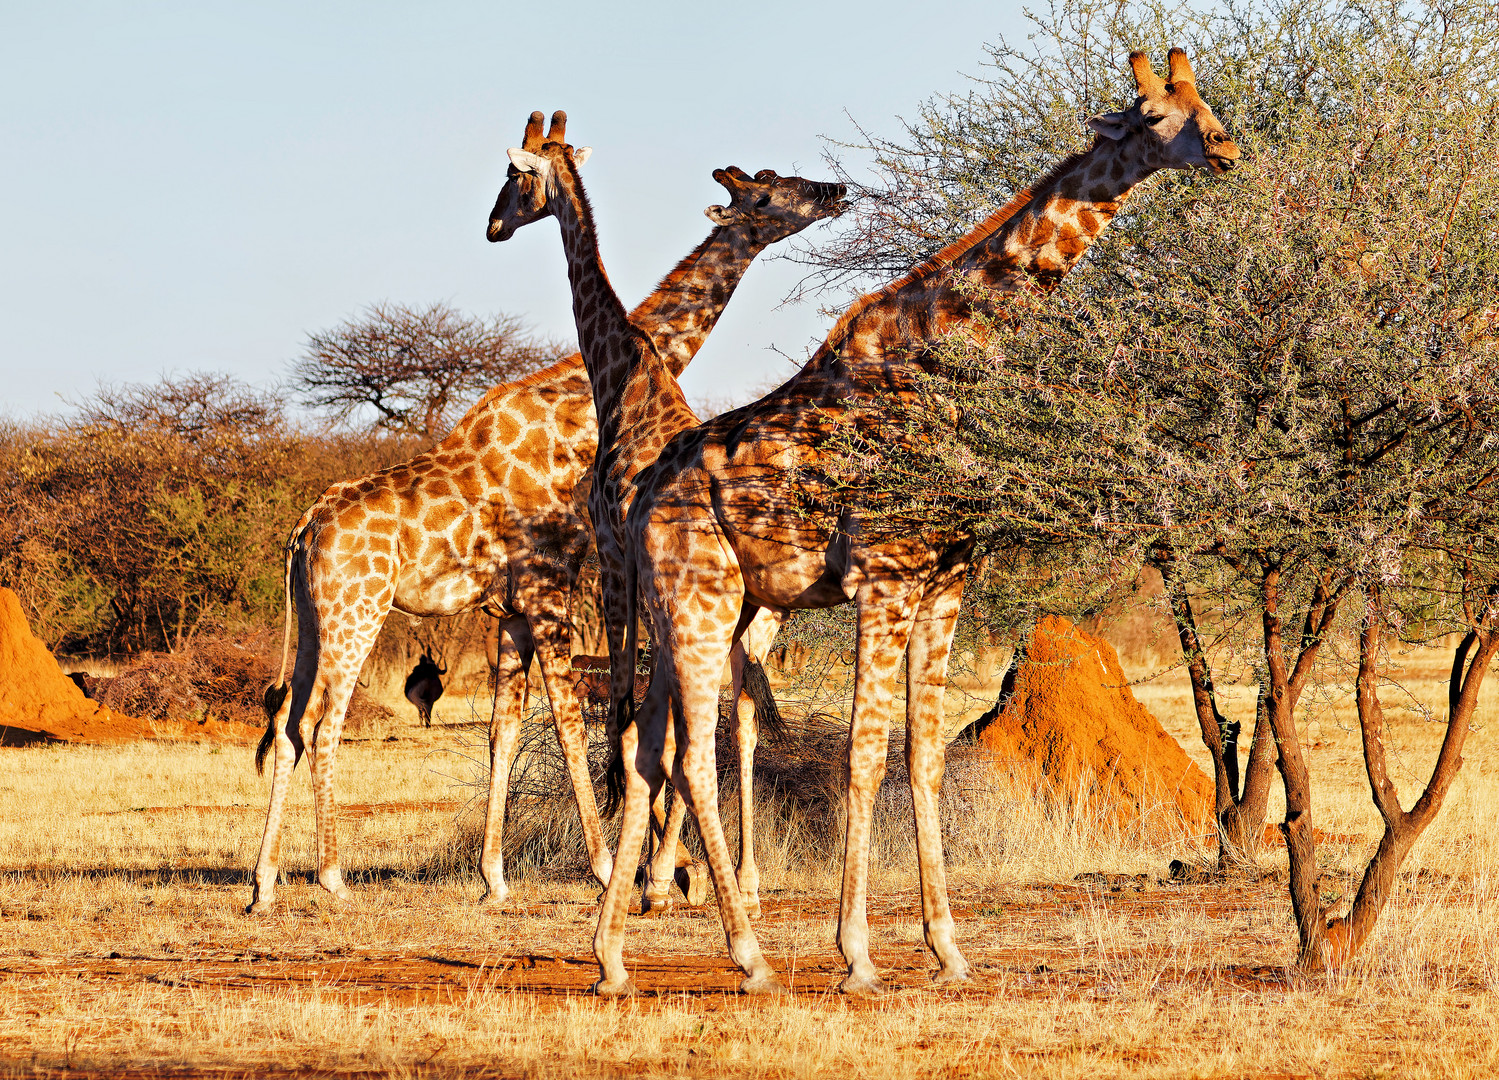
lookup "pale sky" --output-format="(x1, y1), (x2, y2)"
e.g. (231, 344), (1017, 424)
(0, 2), (1029, 421)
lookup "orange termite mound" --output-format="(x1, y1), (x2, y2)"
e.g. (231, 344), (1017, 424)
(967, 614), (1213, 836)
(0, 588), (253, 745)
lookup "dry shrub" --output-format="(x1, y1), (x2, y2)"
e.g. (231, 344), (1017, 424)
(85, 631), (392, 735)
(189, 633), (279, 724)
(90, 634), (278, 725)
(425, 706), (618, 882)
(431, 694), (1203, 892)
(342, 690), (396, 740)
(93, 652), (206, 722)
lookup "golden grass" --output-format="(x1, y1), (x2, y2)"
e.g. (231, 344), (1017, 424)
(2, 645), (1498, 1077)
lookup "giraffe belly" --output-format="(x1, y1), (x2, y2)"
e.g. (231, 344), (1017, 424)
(734, 527), (855, 610)
(390, 564), (497, 618)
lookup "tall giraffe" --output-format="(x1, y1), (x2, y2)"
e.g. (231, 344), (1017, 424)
(246, 110), (845, 915)
(596, 50), (1240, 995)
(499, 122), (828, 925)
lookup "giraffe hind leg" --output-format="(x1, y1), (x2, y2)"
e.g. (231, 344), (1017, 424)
(478, 616), (532, 904)
(303, 599), (391, 906)
(248, 613), (320, 915)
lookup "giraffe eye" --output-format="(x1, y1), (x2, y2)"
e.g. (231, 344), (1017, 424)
(755, 195), (771, 209)
(1144, 114), (1165, 126)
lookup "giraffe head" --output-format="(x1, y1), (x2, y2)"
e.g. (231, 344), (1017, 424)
(703, 166), (848, 241)
(1086, 49), (1239, 173)
(486, 110), (591, 242)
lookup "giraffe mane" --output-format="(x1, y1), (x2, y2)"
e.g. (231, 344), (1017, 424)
(812, 146), (1095, 360)
(645, 231), (721, 302)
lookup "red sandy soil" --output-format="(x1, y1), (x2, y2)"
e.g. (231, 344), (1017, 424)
(973, 615), (1214, 833)
(0, 588), (258, 747)
(0, 883), (1294, 1003)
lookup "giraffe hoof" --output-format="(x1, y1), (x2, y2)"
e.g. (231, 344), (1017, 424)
(739, 971), (788, 996)
(592, 977), (637, 998)
(679, 861), (711, 907)
(639, 889), (675, 916)
(742, 894), (763, 920)
(245, 899), (275, 917)
(477, 888), (510, 907)
(932, 964), (972, 987)
(838, 972), (888, 998)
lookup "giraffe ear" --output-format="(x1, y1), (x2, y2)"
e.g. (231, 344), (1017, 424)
(1086, 110), (1130, 141)
(573, 146), (593, 166)
(507, 148), (546, 175)
(704, 204), (738, 226)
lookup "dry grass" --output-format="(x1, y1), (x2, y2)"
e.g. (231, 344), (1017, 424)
(2, 647), (1498, 1077)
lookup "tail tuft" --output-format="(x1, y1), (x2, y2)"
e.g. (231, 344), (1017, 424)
(256, 682), (289, 775)
(741, 658), (788, 742)
(602, 694), (633, 817)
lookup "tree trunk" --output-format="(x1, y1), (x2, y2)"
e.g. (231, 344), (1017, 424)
(1218, 685), (1277, 868)
(1158, 554), (1292, 873)
(1258, 565), (1348, 971)
(1319, 595), (1499, 967)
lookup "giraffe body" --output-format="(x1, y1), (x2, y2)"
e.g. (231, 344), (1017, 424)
(599, 51), (1240, 994)
(247, 110), (845, 915)
(501, 128), (839, 932)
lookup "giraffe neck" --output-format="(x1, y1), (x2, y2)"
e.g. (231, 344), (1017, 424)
(814, 138), (1158, 376)
(965, 139), (1152, 297)
(546, 159), (642, 419)
(629, 224), (766, 379)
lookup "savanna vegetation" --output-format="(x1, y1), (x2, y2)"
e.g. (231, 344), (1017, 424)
(0, 303), (562, 656)
(811, 0), (1499, 970)
(4, 0), (1499, 1074)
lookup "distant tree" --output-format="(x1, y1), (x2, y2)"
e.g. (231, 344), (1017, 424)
(290, 302), (566, 441)
(811, 0), (1499, 970)
(75, 371), (286, 444)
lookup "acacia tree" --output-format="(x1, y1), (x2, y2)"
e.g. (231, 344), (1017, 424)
(813, 0), (1499, 968)
(290, 301), (564, 440)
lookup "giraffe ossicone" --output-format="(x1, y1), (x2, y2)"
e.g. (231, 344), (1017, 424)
(593, 48), (1239, 996)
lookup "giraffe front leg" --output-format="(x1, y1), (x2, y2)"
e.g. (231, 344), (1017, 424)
(905, 558), (977, 990)
(906, 558), (972, 986)
(729, 640), (761, 919)
(479, 617), (532, 904)
(836, 594), (913, 997)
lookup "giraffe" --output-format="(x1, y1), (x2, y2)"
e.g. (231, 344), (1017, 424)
(499, 123), (825, 922)
(246, 110), (845, 915)
(595, 49), (1241, 995)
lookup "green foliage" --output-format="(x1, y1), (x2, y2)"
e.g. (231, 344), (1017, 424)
(815, 0), (1499, 647)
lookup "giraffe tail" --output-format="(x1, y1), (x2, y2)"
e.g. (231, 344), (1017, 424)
(603, 552), (640, 817)
(257, 529), (300, 776)
(740, 657), (788, 743)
